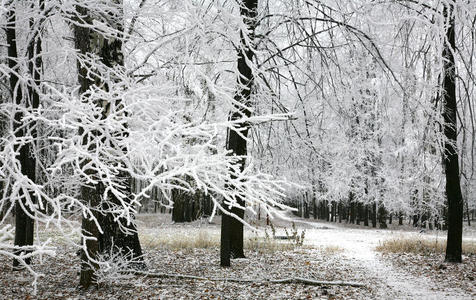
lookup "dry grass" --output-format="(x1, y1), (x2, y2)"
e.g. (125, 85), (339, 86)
(246, 236), (297, 253)
(140, 230), (307, 253)
(321, 245), (344, 255)
(140, 230), (219, 250)
(376, 236), (476, 255)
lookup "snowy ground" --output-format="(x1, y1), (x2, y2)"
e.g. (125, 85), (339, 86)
(286, 217), (476, 299)
(0, 213), (475, 299)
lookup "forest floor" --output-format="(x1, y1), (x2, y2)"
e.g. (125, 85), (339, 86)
(0, 213), (475, 299)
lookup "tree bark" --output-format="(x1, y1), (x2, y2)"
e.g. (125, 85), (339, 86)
(220, 0), (258, 264)
(378, 204), (387, 229)
(371, 202), (377, 228)
(74, 2), (144, 287)
(364, 205), (369, 226)
(8, 0), (40, 268)
(442, 2), (463, 263)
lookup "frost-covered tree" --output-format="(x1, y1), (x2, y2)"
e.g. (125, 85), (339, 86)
(220, 0), (258, 267)
(0, 0), (294, 291)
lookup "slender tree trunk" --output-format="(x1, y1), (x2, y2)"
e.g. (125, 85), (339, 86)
(220, 212), (232, 267)
(442, 2), (463, 263)
(371, 202), (377, 228)
(312, 191), (317, 219)
(350, 201), (355, 224)
(356, 203), (361, 225)
(338, 202), (342, 223)
(465, 201), (471, 226)
(8, 1), (39, 268)
(221, 0), (257, 265)
(364, 205), (369, 226)
(378, 204), (387, 229)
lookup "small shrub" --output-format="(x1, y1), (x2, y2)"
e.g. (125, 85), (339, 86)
(94, 247), (142, 286)
(283, 222), (305, 247)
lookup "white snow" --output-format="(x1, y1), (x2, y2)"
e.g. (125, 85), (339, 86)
(291, 219), (475, 299)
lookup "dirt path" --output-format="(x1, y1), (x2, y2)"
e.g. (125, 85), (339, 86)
(273, 218), (473, 299)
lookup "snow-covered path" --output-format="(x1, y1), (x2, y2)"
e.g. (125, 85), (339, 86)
(298, 221), (473, 299)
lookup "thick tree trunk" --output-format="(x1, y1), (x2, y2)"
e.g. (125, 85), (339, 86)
(442, 2), (463, 263)
(172, 190), (185, 222)
(79, 181), (100, 288)
(220, 0), (258, 265)
(74, 2), (144, 287)
(74, 5), (100, 287)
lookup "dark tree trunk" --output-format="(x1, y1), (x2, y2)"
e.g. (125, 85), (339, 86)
(338, 202), (342, 223)
(442, 2), (463, 263)
(8, 1), (40, 268)
(413, 214), (419, 227)
(371, 202), (377, 228)
(398, 212), (403, 225)
(97, 177), (144, 268)
(220, 0), (257, 265)
(312, 192), (317, 219)
(465, 201), (471, 226)
(220, 213), (232, 267)
(304, 201), (310, 219)
(378, 204), (387, 229)
(319, 200), (324, 220)
(350, 201), (355, 224)
(74, 5), (100, 287)
(364, 205), (369, 226)
(330, 202), (335, 222)
(325, 200), (330, 221)
(356, 202), (361, 225)
(74, 2), (144, 287)
(172, 190), (184, 222)
(79, 180), (100, 288)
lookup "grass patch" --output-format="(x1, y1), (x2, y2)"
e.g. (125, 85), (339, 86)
(321, 245), (344, 255)
(140, 230), (219, 250)
(246, 236), (298, 253)
(376, 237), (476, 255)
(140, 229), (307, 253)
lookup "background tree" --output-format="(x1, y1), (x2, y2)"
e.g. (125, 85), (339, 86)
(441, 0), (463, 263)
